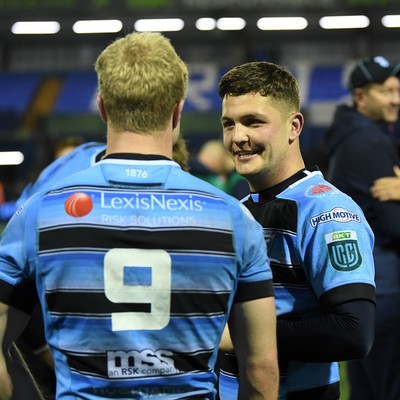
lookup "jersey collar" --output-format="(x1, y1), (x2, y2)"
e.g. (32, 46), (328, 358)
(250, 166), (319, 203)
(102, 153), (172, 162)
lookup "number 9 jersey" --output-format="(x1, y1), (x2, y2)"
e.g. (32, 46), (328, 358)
(0, 154), (274, 400)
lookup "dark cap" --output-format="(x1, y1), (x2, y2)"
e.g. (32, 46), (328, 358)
(349, 56), (400, 90)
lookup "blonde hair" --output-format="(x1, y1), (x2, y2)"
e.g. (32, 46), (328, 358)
(95, 32), (188, 133)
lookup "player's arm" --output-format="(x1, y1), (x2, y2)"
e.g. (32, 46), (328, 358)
(228, 296), (279, 400)
(219, 324), (234, 353)
(277, 285), (375, 362)
(18, 303), (54, 370)
(0, 301), (12, 400)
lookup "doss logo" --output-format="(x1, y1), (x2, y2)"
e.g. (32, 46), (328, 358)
(325, 230), (362, 271)
(64, 192), (93, 217)
(107, 349), (179, 378)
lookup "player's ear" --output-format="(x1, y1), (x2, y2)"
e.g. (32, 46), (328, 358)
(172, 100), (185, 130)
(289, 112), (304, 143)
(97, 95), (108, 123)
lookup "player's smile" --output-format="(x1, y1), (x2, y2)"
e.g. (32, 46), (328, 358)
(234, 149), (262, 161)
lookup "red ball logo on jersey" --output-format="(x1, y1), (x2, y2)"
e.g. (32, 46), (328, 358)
(64, 192), (93, 217)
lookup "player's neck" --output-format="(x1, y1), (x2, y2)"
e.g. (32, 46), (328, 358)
(105, 128), (173, 159)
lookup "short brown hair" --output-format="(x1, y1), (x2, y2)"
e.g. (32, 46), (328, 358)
(218, 61), (300, 117)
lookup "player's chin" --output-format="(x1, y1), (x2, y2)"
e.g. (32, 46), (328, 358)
(234, 161), (258, 178)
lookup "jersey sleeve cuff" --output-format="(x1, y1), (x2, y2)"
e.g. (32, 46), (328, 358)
(234, 279), (274, 303)
(320, 283), (376, 311)
(0, 279), (38, 314)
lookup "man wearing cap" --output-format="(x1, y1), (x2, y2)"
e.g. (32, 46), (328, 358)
(324, 56), (400, 400)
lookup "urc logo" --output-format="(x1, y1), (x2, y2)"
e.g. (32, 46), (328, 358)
(64, 192), (93, 217)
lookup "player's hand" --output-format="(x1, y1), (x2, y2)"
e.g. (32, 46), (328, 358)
(370, 166), (400, 202)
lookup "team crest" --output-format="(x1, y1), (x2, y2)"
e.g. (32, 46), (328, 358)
(325, 231), (362, 271)
(305, 183), (338, 198)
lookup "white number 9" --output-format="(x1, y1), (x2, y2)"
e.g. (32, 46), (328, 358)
(104, 248), (171, 331)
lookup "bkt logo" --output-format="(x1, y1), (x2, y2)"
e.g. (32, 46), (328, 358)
(332, 231), (351, 240)
(107, 349), (180, 378)
(100, 192), (203, 212)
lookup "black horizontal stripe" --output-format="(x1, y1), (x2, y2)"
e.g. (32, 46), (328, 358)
(171, 291), (230, 315)
(271, 262), (307, 287)
(67, 352), (106, 378)
(246, 198), (298, 233)
(39, 226), (234, 254)
(66, 349), (213, 378)
(46, 291), (150, 315)
(46, 290), (230, 316)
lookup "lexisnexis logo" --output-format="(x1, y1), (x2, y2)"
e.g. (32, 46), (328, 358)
(100, 192), (204, 212)
(64, 192), (93, 217)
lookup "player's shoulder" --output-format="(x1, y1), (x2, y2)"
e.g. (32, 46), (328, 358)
(67, 141), (106, 159)
(280, 170), (362, 213)
(51, 161), (104, 189)
(43, 141), (105, 175)
(276, 171), (373, 242)
(77, 141), (106, 152)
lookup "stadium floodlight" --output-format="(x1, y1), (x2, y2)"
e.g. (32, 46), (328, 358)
(11, 21), (60, 35)
(319, 15), (370, 29)
(216, 17), (246, 31)
(0, 151), (24, 165)
(382, 15), (400, 28)
(257, 17), (308, 30)
(196, 18), (217, 31)
(134, 18), (184, 32)
(73, 20), (123, 34)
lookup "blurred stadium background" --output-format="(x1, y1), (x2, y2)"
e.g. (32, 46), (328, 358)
(1, 2), (399, 397)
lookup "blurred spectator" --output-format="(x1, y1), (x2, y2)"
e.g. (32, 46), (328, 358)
(324, 56), (400, 400)
(189, 139), (227, 190)
(172, 135), (190, 172)
(190, 139), (249, 199)
(53, 135), (85, 158)
(370, 165), (400, 201)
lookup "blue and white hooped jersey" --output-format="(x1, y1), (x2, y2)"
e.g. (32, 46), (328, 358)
(0, 155), (273, 400)
(219, 168), (375, 399)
